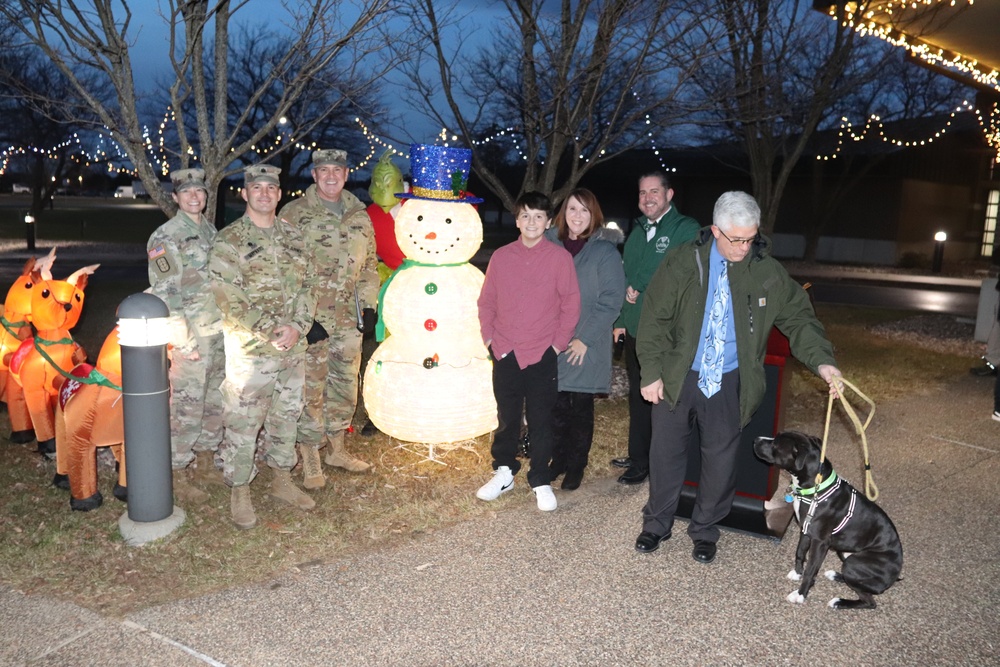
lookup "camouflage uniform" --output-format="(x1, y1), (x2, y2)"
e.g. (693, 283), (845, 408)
(278, 184), (378, 446)
(147, 208), (225, 469)
(208, 213), (314, 487)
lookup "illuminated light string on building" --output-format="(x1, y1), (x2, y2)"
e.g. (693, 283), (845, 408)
(823, 0), (998, 93)
(815, 99), (1000, 163)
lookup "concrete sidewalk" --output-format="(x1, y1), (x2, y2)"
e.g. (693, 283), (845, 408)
(3, 370), (998, 666)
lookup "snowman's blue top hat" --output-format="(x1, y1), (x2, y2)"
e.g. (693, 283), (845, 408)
(397, 144), (482, 204)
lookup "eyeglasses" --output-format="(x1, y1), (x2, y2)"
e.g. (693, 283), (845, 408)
(716, 227), (758, 247)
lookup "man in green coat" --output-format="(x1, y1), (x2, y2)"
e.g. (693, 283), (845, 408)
(634, 191), (842, 564)
(612, 172), (699, 485)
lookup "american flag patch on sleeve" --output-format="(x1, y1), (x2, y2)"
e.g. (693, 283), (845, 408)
(148, 245), (166, 260)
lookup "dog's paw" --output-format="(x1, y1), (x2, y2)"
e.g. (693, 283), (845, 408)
(787, 569), (802, 582)
(787, 590), (806, 604)
(824, 570), (838, 581)
(827, 598), (843, 608)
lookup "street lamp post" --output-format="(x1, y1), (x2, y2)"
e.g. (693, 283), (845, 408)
(24, 214), (35, 252)
(116, 292), (185, 546)
(932, 231), (947, 274)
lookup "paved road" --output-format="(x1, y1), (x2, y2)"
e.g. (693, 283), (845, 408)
(802, 278), (980, 317)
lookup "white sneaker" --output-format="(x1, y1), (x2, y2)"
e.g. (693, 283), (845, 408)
(533, 484), (557, 511)
(992, 411), (1000, 422)
(476, 466), (515, 501)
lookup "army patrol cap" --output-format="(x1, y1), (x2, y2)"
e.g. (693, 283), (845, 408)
(170, 168), (207, 192)
(244, 164), (281, 186)
(311, 148), (348, 170)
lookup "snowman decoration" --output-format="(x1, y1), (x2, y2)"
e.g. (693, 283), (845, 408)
(363, 144), (497, 443)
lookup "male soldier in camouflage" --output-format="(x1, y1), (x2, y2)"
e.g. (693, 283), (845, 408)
(146, 168), (225, 504)
(208, 164), (317, 530)
(279, 148), (378, 489)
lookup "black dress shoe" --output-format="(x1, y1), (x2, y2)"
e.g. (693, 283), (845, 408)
(561, 469), (584, 490)
(635, 530), (671, 553)
(610, 456), (631, 469)
(692, 540), (717, 564)
(617, 465), (649, 485)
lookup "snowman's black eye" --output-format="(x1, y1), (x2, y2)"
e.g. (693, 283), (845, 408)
(417, 215), (424, 221)
(445, 218), (452, 224)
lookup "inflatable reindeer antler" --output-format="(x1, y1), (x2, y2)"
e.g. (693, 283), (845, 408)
(66, 264), (100, 290)
(35, 247), (58, 277)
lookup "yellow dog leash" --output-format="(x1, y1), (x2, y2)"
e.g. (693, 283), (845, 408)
(819, 377), (878, 501)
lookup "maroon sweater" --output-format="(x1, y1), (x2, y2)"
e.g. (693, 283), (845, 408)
(478, 238), (580, 369)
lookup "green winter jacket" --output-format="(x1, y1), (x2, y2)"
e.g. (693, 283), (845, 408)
(614, 204), (699, 335)
(635, 228), (836, 427)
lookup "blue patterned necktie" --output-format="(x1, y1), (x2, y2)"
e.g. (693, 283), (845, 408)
(698, 261), (729, 398)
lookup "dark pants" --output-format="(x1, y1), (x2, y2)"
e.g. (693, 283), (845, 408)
(625, 333), (652, 469)
(551, 391), (595, 475)
(353, 326), (378, 427)
(643, 369), (741, 543)
(491, 348), (558, 488)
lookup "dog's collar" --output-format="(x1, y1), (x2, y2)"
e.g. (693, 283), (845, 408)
(792, 470), (838, 497)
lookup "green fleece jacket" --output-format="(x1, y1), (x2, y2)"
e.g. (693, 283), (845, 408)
(635, 228), (836, 427)
(614, 204), (699, 335)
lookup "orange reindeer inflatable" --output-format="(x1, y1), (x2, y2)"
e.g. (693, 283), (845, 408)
(0, 248), (56, 444)
(9, 263), (98, 457)
(54, 328), (127, 511)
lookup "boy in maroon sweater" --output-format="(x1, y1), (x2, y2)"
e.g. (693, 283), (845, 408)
(476, 192), (581, 511)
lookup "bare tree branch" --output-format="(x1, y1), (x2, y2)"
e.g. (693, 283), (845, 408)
(2, 0), (398, 222)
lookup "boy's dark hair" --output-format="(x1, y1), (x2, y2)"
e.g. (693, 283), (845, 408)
(513, 190), (552, 217)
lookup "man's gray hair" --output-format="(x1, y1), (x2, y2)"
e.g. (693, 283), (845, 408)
(713, 191), (760, 232)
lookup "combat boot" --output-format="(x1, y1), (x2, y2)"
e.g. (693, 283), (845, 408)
(192, 450), (225, 486)
(269, 469), (316, 511)
(324, 431), (371, 473)
(173, 468), (209, 504)
(230, 485), (256, 530)
(298, 444), (326, 490)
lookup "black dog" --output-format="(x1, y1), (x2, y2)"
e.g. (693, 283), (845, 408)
(754, 431), (903, 610)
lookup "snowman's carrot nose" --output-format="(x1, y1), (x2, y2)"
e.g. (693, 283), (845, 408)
(425, 232), (437, 240)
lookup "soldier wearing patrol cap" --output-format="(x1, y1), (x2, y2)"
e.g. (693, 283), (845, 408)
(146, 167), (225, 504)
(279, 148), (378, 489)
(208, 163), (317, 530)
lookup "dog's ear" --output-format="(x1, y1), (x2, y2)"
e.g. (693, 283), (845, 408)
(794, 445), (810, 472)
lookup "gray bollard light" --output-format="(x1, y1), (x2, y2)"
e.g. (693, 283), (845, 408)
(117, 292), (185, 545)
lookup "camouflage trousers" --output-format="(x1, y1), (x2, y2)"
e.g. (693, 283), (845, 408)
(297, 327), (362, 448)
(169, 333), (225, 469)
(219, 348), (305, 487)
